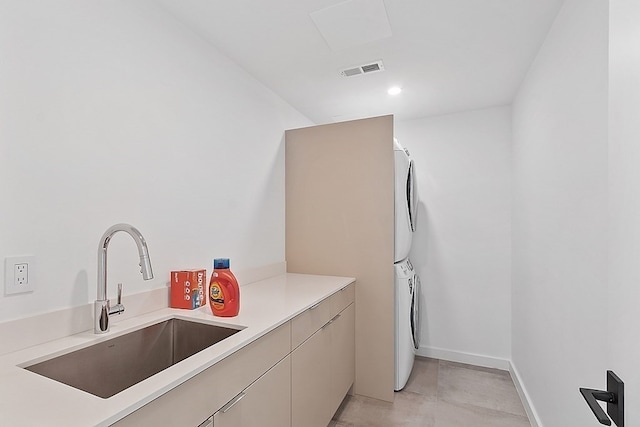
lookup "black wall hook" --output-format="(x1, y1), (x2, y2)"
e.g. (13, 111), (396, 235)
(579, 371), (624, 427)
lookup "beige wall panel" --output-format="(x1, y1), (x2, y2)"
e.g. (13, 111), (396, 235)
(285, 115), (395, 402)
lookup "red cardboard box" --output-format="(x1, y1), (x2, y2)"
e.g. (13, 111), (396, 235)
(170, 269), (206, 309)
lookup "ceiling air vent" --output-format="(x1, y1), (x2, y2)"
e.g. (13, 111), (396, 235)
(340, 60), (385, 77)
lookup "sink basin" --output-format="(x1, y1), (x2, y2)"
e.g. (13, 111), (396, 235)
(24, 318), (242, 398)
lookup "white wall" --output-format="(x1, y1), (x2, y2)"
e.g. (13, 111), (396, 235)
(609, 0), (640, 424)
(0, 1), (311, 322)
(395, 106), (512, 367)
(511, 0), (609, 425)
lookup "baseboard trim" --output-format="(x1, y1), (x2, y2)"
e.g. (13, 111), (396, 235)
(509, 362), (543, 427)
(416, 345), (510, 370)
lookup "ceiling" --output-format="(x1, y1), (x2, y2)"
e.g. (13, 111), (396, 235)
(156, 0), (565, 124)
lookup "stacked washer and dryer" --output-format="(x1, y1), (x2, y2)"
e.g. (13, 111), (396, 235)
(394, 139), (421, 391)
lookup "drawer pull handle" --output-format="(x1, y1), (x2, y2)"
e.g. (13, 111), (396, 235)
(309, 302), (322, 310)
(220, 392), (246, 413)
(322, 314), (341, 329)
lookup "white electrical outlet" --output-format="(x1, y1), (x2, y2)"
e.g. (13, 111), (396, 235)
(5, 256), (36, 295)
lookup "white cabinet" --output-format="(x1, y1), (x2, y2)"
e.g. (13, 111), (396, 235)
(213, 355), (290, 427)
(110, 283), (354, 427)
(291, 301), (355, 427)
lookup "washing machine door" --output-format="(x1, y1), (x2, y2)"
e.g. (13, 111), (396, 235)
(410, 274), (420, 350)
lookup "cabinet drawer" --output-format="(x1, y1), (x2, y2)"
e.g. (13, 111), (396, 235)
(332, 282), (355, 315)
(291, 297), (333, 350)
(291, 283), (355, 350)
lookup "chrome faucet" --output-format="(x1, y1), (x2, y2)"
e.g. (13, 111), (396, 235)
(94, 223), (154, 334)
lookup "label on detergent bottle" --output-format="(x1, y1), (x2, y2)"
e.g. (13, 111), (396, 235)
(210, 277), (225, 311)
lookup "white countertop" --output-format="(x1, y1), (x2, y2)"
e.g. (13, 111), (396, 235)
(0, 273), (354, 427)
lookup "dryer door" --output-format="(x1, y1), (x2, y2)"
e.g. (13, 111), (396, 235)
(395, 152), (413, 262)
(410, 274), (421, 350)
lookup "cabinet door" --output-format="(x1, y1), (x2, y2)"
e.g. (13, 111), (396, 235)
(329, 303), (355, 414)
(291, 325), (332, 427)
(213, 355), (291, 427)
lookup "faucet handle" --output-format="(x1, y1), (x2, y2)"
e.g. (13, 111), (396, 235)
(107, 283), (125, 317)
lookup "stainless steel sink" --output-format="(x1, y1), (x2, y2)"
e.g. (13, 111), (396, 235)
(24, 318), (242, 398)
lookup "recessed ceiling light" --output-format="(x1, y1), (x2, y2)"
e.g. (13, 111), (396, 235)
(388, 86), (402, 96)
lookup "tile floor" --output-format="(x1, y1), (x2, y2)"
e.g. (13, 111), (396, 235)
(329, 357), (531, 427)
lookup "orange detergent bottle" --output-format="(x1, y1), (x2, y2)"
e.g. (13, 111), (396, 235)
(209, 258), (240, 317)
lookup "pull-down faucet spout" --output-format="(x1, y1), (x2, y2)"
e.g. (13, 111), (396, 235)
(94, 223), (154, 334)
